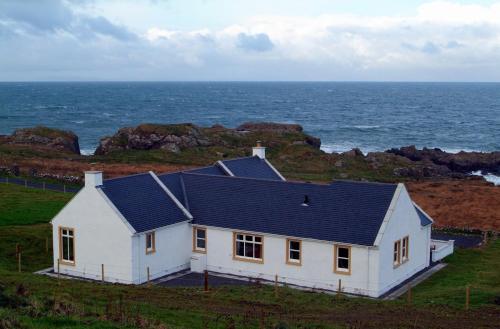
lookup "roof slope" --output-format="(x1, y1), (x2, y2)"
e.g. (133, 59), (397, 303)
(157, 157), (283, 206)
(100, 173), (189, 233)
(414, 205), (433, 226)
(221, 156), (284, 181)
(182, 174), (397, 246)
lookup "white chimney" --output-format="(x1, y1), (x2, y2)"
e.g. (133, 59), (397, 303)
(85, 171), (103, 187)
(252, 141), (266, 159)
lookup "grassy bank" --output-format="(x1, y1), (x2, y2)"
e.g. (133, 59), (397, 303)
(0, 183), (498, 328)
(0, 183), (72, 226)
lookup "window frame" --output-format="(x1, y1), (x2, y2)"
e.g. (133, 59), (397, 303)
(333, 244), (351, 275)
(393, 240), (401, 267)
(232, 232), (264, 264)
(286, 238), (302, 266)
(402, 236), (409, 263)
(58, 226), (75, 266)
(193, 227), (207, 253)
(145, 231), (156, 254)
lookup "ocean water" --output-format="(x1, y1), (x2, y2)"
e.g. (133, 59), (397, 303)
(0, 82), (499, 155)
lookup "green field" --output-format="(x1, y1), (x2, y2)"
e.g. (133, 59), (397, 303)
(0, 184), (72, 226)
(0, 183), (498, 328)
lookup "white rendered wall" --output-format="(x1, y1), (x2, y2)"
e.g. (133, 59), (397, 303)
(193, 227), (381, 297)
(51, 187), (134, 283)
(376, 185), (431, 296)
(131, 221), (192, 284)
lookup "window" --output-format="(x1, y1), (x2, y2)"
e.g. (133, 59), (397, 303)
(59, 227), (75, 265)
(334, 245), (351, 275)
(402, 236), (409, 262)
(286, 239), (301, 265)
(393, 240), (401, 266)
(233, 233), (263, 263)
(193, 227), (207, 253)
(146, 232), (155, 254)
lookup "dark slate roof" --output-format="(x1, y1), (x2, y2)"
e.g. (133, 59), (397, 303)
(182, 174), (398, 246)
(221, 156), (283, 181)
(157, 165), (226, 206)
(414, 205), (433, 226)
(99, 173), (189, 233)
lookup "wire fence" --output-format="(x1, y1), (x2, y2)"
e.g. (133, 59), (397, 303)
(0, 176), (81, 193)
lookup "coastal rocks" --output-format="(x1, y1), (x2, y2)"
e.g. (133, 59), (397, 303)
(95, 123), (211, 155)
(237, 122), (321, 148)
(0, 126), (80, 154)
(387, 146), (500, 175)
(95, 122), (322, 155)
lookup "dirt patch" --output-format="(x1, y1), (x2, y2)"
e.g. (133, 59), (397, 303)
(408, 180), (500, 231)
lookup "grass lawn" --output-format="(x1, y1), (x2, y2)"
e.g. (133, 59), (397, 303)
(412, 238), (500, 307)
(0, 183), (73, 226)
(0, 183), (498, 328)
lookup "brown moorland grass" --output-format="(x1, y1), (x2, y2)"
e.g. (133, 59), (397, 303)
(407, 180), (500, 231)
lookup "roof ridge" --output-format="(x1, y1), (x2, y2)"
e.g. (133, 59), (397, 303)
(149, 171), (193, 220)
(182, 171), (334, 188)
(103, 172), (152, 183)
(220, 155), (258, 162)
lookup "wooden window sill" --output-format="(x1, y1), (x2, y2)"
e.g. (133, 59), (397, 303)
(233, 256), (264, 264)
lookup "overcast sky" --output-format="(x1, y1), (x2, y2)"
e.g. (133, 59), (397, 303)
(1, 0), (500, 81)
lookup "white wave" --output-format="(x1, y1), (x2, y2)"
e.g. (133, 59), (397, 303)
(72, 120), (85, 124)
(470, 171), (500, 186)
(320, 143), (373, 155)
(352, 125), (380, 129)
(80, 148), (95, 156)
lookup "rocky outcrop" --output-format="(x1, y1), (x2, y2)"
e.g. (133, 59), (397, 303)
(95, 123), (210, 155)
(387, 145), (500, 175)
(95, 122), (321, 155)
(0, 126), (80, 154)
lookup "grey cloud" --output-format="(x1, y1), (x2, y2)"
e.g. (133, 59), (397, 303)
(0, 0), (137, 41)
(446, 40), (462, 49)
(0, 0), (73, 32)
(237, 33), (274, 52)
(82, 16), (137, 41)
(421, 42), (440, 54)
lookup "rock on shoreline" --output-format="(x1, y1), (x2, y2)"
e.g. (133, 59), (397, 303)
(95, 122), (321, 155)
(0, 126), (80, 155)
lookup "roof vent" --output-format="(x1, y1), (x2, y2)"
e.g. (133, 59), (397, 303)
(301, 195), (310, 207)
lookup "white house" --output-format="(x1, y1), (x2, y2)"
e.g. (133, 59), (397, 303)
(51, 143), (451, 298)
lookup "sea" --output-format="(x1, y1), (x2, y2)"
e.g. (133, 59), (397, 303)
(1, 81), (499, 158)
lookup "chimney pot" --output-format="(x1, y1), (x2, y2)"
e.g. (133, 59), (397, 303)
(252, 142), (266, 159)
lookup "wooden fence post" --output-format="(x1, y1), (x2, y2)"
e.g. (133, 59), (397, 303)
(101, 264), (105, 282)
(5, 177), (8, 184)
(204, 270), (209, 292)
(274, 274), (278, 298)
(24, 179), (27, 188)
(43, 182), (46, 191)
(18, 252), (21, 272)
(465, 285), (470, 311)
(407, 284), (412, 305)
(15, 243), (20, 257)
(337, 279), (342, 298)
(147, 267), (150, 285)
(63, 185), (66, 193)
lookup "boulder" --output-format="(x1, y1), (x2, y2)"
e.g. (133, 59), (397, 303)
(387, 146), (500, 175)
